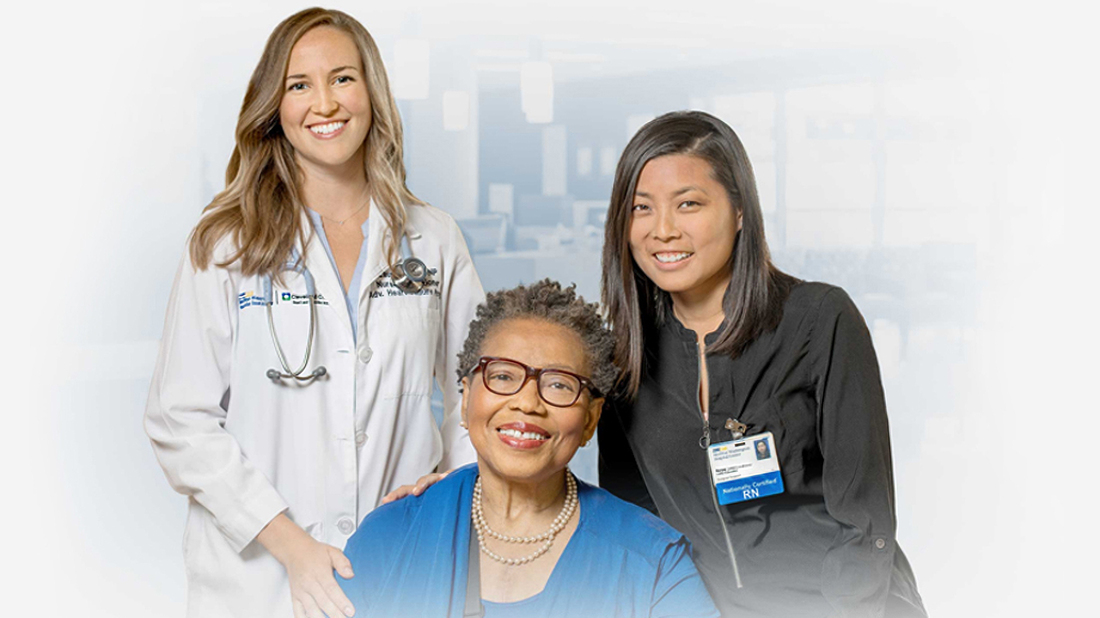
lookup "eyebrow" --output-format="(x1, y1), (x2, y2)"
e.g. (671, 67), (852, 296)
(285, 66), (362, 81)
(634, 186), (706, 199)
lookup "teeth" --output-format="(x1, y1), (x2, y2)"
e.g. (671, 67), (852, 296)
(498, 428), (548, 441)
(310, 121), (345, 135)
(655, 252), (691, 263)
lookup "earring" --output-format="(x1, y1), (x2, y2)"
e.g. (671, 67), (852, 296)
(460, 420), (468, 429)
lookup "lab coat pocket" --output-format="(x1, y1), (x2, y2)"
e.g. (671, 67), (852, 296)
(370, 301), (441, 397)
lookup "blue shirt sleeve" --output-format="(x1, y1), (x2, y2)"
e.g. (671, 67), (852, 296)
(336, 497), (414, 614)
(336, 466), (479, 617)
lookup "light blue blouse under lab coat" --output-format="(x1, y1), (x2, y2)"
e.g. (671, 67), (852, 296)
(338, 464), (720, 618)
(306, 209), (369, 340)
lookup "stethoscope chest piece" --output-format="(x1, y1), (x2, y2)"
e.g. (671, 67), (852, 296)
(391, 234), (428, 293)
(392, 255), (428, 293)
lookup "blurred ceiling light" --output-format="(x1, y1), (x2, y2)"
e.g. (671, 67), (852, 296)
(393, 39), (430, 100)
(521, 61), (554, 124)
(442, 90), (470, 131)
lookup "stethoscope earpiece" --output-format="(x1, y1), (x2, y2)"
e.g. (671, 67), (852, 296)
(266, 366), (327, 381)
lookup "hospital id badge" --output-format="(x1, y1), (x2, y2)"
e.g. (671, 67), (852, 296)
(707, 431), (784, 505)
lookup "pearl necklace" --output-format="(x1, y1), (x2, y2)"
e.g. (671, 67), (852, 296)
(472, 471), (578, 566)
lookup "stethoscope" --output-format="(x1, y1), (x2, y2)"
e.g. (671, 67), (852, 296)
(263, 233), (429, 382)
(390, 234), (429, 294)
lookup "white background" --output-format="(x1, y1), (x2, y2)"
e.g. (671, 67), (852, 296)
(2, 0), (1096, 615)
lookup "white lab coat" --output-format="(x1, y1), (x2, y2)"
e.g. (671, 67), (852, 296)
(145, 203), (484, 617)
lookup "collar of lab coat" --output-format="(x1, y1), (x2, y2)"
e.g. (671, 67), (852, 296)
(298, 199), (423, 344)
(357, 200), (423, 306)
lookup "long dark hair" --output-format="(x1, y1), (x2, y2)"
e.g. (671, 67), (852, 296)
(601, 111), (797, 397)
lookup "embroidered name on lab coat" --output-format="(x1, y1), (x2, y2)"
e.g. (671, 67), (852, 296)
(369, 268), (442, 298)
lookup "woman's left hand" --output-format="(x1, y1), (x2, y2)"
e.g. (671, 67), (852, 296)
(381, 470), (451, 504)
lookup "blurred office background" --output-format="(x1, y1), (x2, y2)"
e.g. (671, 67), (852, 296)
(3, 0), (1096, 616)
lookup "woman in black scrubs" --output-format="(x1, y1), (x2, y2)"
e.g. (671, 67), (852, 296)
(598, 111), (925, 617)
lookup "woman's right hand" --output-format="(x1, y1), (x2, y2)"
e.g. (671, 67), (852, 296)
(257, 513), (356, 618)
(380, 470), (451, 504)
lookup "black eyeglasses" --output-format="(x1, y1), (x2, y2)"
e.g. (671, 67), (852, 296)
(470, 356), (601, 408)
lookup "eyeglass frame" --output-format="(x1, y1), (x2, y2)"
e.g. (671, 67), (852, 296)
(469, 356), (602, 408)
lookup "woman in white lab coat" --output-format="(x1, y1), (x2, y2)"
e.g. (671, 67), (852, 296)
(144, 8), (483, 618)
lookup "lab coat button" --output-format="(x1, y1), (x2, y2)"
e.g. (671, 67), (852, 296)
(355, 432), (367, 445)
(875, 538), (886, 550)
(358, 347), (373, 363)
(337, 518), (355, 535)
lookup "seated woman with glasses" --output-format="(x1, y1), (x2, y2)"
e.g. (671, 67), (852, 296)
(337, 279), (719, 617)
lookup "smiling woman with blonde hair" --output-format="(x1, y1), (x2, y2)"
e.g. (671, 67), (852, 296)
(190, 8), (414, 275)
(145, 7), (483, 618)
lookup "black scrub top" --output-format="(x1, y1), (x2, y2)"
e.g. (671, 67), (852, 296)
(599, 282), (925, 618)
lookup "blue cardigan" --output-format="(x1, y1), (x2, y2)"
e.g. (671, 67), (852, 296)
(339, 464), (719, 617)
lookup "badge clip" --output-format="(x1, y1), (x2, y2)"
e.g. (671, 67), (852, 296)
(724, 418), (748, 440)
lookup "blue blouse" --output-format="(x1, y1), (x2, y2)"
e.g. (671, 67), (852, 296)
(339, 464), (719, 618)
(306, 208), (369, 340)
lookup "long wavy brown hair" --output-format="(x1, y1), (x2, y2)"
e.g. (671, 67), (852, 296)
(189, 7), (420, 276)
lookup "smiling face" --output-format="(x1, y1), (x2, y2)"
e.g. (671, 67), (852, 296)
(628, 154), (742, 304)
(461, 318), (603, 487)
(279, 26), (372, 177)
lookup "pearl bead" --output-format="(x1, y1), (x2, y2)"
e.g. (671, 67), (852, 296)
(473, 470), (578, 566)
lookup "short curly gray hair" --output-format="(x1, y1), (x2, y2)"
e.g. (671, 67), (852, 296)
(457, 279), (618, 396)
